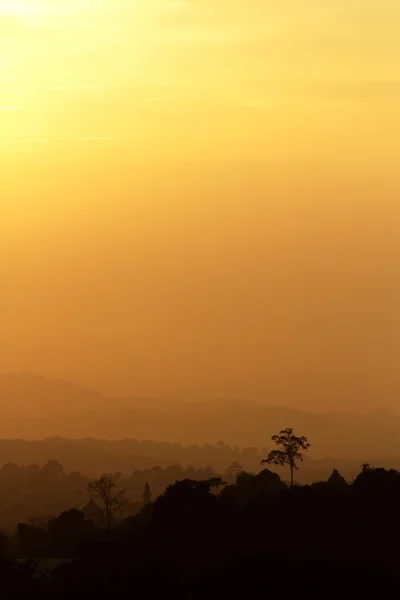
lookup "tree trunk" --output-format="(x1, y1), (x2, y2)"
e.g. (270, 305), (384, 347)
(290, 465), (294, 487)
(105, 501), (111, 532)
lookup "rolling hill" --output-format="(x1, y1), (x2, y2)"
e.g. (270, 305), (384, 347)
(0, 373), (399, 460)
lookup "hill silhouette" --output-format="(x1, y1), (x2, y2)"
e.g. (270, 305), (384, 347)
(0, 373), (113, 417)
(1, 373), (400, 459)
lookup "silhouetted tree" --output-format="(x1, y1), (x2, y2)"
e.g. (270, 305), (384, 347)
(0, 463), (20, 476)
(151, 466), (163, 476)
(41, 460), (64, 479)
(164, 465), (185, 480)
(225, 461), (244, 483)
(327, 469), (347, 489)
(261, 428), (310, 487)
(221, 468), (286, 506)
(88, 476), (126, 531)
(353, 465), (400, 494)
(143, 482), (152, 505)
(48, 509), (98, 556)
(154, 477), (224, 517)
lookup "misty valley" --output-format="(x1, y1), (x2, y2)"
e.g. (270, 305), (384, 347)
(0, 375), (400, 597)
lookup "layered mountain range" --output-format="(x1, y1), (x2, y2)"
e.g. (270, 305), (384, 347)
(0, 373), (399, 462)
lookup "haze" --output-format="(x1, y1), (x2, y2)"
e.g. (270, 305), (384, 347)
(1, 0), (399, 410)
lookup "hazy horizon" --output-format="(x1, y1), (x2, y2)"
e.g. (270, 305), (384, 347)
(2, 0), (399, 412)
(0, 371), (398, 416)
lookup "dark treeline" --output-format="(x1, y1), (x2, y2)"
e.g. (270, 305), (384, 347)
(0, 437), (262, 473)
(2, 463), (400, 598)
(1, 427), (400, 598)
(0, 460), (220, 529)
(0, 437), (395, 484)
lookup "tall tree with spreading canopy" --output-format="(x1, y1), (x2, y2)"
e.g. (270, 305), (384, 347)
(261, 428), (310, 487)
(88, 476), (126, 531)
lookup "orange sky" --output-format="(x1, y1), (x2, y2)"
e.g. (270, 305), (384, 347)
(1, 1), (399, 409)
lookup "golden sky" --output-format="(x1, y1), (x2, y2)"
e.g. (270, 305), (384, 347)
(1, 1), (400, 409)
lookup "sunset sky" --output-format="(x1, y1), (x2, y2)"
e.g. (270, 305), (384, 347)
(1, 1), (399, 409)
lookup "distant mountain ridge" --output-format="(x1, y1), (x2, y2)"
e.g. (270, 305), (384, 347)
(1, 373), (400, 459)
(0, 373), (112, 417)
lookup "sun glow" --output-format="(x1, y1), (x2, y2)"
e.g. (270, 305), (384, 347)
(1, 0), (399, 407)
(1, 0), (399, 161)
(0, 1), (49, 16)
